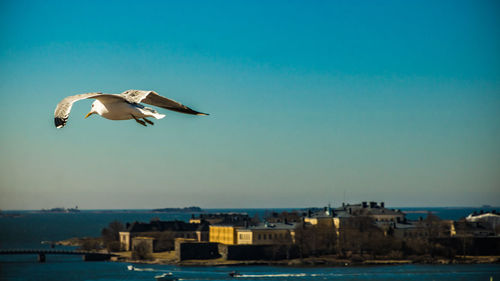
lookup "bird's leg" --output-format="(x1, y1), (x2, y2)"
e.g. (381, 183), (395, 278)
(131, 115), (147, 126)
(143, 118), (154, 125)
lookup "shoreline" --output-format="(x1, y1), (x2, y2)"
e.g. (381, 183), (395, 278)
(112, 252), (500, 267)
(56, 238), (500, 267)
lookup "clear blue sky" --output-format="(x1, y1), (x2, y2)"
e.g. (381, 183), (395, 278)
(0, 0), (499, 209)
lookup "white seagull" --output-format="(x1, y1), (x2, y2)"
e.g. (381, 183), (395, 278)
(54, 89), (208, 128)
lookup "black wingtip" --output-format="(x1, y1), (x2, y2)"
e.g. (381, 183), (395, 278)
(54, 117), (67, 128)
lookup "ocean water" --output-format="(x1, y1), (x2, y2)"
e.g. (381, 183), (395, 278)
(1, 207), (499, 281)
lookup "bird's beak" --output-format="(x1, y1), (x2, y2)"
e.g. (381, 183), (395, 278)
(84, 111), (94, 119)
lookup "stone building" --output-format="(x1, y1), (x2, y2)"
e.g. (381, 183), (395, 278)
(336, 201), (405, 224)
(391, 217), (456, 239)
(119, 219), (209, 251)
(303, 205), (335, 226)
(465, 211), (500, 233)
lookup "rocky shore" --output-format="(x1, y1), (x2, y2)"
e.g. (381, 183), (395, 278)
(112, 251), (500, 267)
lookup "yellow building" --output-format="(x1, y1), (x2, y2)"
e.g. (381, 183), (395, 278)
(236, 223), (296, 245)
(209, 225), (239, 245)
(304, 216), (336, 228)
(189, 218), (203, 224)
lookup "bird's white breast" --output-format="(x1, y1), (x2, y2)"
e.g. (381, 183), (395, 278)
(99, 101), (141, 120)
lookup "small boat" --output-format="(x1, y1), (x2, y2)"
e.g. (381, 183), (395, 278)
(229, 271), (241, 277)
(154, 272), (178, 281)
(127, 265), (154, 272)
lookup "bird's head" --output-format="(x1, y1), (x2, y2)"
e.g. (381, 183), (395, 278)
(84, 100), (104, 119)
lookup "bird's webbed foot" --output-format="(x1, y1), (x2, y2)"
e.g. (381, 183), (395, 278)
(131, 115), (147, 126)
(143, 118), (154, 125)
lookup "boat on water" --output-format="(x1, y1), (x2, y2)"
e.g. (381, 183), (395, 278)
(127, 265), (154, 272)
(154, 272), (178, 281)
(229, 271), (241, 277)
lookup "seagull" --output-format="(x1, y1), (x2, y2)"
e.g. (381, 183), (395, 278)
(54, 89), (208, 128)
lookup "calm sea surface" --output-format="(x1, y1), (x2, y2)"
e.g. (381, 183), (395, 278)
(1, 207), (499, 281)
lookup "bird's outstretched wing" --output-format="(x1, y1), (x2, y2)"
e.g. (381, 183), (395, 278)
(119, 90), (209, 116)
(54, 93), (122, 128)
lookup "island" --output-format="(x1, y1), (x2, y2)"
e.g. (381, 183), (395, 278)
(152, 206), (202, 213)
(39, 206), (81, 213)
(56, 202), (500, 267)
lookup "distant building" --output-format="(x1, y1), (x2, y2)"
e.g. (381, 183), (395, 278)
(336, 201), (405, 224)
(206, 214), (254, 245)
(454, 218), (498, 237)
(236, 222), (297, 245)
(304, 205), (336, 228)
(265, 211), (303, 224)
(465, 211), (500, 230)
(119, 219), (209, 251)
(209, 225), (240, 245)
(189, 213), (250, 225)
(391, 215), (456, 239)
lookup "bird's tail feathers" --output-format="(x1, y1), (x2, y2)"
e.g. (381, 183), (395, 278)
(154, 113), (166, 119)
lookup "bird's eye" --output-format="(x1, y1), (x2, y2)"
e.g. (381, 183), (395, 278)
(92, 104), (94, 107)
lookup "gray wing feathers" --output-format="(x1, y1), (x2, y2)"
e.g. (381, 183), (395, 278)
(120, 89), (208, 115)
(54, 92), (104, 128)
(119, 90), (150, 104)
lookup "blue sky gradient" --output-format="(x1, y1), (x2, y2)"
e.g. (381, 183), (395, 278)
(0, 0), (499, 209)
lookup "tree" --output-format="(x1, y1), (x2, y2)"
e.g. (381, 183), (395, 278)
(79, 238), (102, 251)
(338, 216), (375, 256)
(106, 241), (122, 252)
(154, 231), (176, 251)
(294, 222), (337, 257)
(314, 223), (337, 255)
(251, 213), (261, 225)
(101, 220), (125, 251)
(132, 241), (153, 260)
(294, 222), (316, 257)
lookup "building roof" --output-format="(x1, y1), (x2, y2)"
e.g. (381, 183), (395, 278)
(362, 208), (403, 216)
(125, 220), (208, 233)
(334, 210), (352, 218)
(466, 212), (500, 221)
(237, 222), (297, 231)
(334, 202), (403, 217)
(393, 222), (418, 229)
(194, 212), (251, 226)
(133, 236), (156, 240)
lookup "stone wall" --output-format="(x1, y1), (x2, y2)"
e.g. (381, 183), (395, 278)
(434, 237), (500, 255)
(175, 240), (220, 261)
(218, 244), (298, 260)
